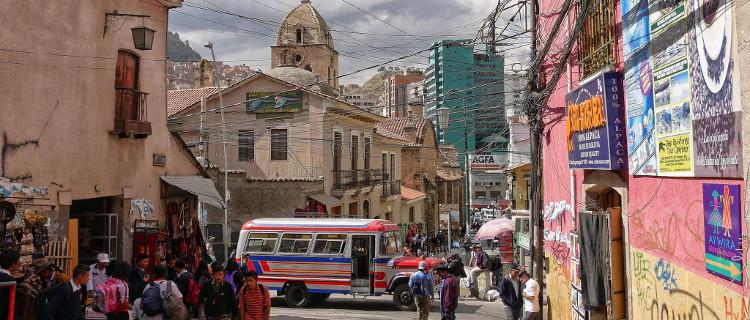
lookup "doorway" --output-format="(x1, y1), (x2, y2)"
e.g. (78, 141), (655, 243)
(70, 196), (120, 265)
(351, 235), (374, 295)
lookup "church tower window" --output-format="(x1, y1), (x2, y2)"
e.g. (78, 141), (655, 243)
(296, 28), (303, 44)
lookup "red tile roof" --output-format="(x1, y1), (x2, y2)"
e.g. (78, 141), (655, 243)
(401, 186), (426, 201)
(375, 117), (432, 145)
(167, 87), (220, 116)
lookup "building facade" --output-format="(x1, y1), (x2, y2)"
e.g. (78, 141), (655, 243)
(0, 0), (222, 267)
(383, 69), (425, 118)
(538, 0), (749, 318)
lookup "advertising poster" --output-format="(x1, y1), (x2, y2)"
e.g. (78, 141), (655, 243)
(688, 0), (743, 177)
(622, 0), (657, 175)
(703, 183), (742, 284)
(566, 72), (626, 170)
(246, 90), (303, 113)
(621, 0), (742, 177)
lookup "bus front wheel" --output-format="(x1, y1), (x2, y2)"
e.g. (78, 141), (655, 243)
(285, 283), (311, 308)
(392, 283), (416, 311)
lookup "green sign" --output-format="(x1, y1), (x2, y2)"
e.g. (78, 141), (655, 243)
(245, 90), (303, 113)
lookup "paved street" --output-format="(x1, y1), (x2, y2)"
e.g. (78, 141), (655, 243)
(270, 294), (506, 320)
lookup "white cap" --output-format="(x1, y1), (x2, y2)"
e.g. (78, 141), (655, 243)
(96, 253), (110, 263)
(418, 261), (426, 270)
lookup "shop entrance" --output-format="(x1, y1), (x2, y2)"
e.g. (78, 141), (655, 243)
(578, 186), (626, 320)
(70, 196), (120, 265)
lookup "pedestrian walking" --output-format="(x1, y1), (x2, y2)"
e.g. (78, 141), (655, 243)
(436, 264), (459, 320)
(16, 257), (69, 318)
(129, 255), (150, 302)
(446, 253), (467, 279)
(165, 255), (177, 281)
(224, 259), (243, 294)
(0, 250), (19, 319)
(199, 262), (237, 320)
(37, 263), (90, 320)
(498, 266), (522, 320)
(87, 253), (110, 297)
(174, 259), (192, 297)
(408, 261), (433, 320)
(238, 270), (270, 320)
(520, 271), (540, 320)
(140, 264), (183, 320)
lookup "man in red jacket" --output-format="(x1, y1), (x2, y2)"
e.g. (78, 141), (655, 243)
(436, 264), (459, 320)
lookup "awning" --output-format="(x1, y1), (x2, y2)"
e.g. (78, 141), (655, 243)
(308, 192), (341, 208)
(160, 176), (225, 209)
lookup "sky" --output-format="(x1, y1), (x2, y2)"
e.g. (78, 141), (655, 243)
(168, 0), (530, 84)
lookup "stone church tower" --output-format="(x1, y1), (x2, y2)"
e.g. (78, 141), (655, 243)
(272, 0), (339, 90)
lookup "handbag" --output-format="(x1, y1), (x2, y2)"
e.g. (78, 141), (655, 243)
(163, 280), (190, 320)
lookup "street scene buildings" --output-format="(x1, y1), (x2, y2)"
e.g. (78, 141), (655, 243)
(1, 0), (749, 319)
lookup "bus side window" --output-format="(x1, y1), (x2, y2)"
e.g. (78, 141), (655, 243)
(245, 233), (279, 253)
(312, 234), (347, 255)
(279, 233), (313, 254)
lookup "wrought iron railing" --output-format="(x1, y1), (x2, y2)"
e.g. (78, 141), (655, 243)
(114, 88), (151, 137)
(382, 179), (401, 197)
(332, 169), (384, 190)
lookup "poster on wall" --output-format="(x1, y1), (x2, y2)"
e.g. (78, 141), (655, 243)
(620, 0), (742, 177)
(702, 183), (742, 284)
(245, 90), (303, 113)
(622, 0), (657, 175)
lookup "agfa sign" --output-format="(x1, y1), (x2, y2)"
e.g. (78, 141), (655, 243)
(470, 154), (505, 171)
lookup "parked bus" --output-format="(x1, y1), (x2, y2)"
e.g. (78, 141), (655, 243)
(235, 218), (442, 309)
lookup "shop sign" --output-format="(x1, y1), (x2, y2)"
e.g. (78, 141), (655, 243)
(702, 183), (742, 284)
(246, 90), (303, 113)
(566, 72), (626, 170)
(516, 232), (530, 250)
(469, 154), (505, 172)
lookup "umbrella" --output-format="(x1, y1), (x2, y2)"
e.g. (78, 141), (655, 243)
(474, 218), (514, 241)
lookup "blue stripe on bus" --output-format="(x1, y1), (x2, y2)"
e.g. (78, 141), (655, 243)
(252, 260), (264, 275)
(373, 258), (391, 263)
(259, 274), (351, 279)
(250, 255), (352, 263)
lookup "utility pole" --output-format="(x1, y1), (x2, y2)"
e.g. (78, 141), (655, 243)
(488, 5), (497, 54)
(205, 42), (231, 264)
(463, 97), (471, 240)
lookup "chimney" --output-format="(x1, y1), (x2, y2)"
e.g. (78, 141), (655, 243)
(194, 59), (215, 88)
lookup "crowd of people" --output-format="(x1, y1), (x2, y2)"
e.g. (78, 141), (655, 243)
(405, 228), (466, 257)
(0, 249), (272, 320)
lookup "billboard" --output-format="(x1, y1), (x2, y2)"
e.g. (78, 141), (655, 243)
(621, 0), (742, 177)
(703, 183), (742, 284)
(245, 90), (303, 113)
(469, 154), (506, 172)
(566, 72), (627, 170)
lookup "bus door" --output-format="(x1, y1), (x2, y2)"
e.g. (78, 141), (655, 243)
(351, 235), (375, 295)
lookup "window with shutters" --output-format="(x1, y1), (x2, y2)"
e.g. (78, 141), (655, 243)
(114, 50), (151, 137)
(270, 129), (288, 160)
(238, 130), (254, 162)
(577, 0), (616, 77)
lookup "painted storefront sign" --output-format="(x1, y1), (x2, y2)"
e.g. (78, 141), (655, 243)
(245, 90), (303, 113)
(566, 72), (626, 170)
(703, 183), (742, 284)
(621, 0), (742, 177)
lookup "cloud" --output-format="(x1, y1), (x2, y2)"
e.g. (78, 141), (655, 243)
(168, 0), (516, 84)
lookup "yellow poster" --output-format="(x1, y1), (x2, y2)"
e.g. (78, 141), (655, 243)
(658, 135), (692, 173)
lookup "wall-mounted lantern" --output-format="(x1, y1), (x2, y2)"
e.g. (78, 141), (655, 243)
(131, 27), (156, 50)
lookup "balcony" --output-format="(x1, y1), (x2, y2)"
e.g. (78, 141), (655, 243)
(382, 180), (401, 198)
(114, 88), (151, 138)
(332, 169), (384, 194)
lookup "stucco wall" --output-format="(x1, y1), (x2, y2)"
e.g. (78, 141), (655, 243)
(0, 1), (201, 261)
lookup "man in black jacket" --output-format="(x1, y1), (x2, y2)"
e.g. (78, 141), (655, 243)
(498, 266), (522, 320)
(199, 262), (238, 319)
(39, 264), (90, 320)
(128, 254), (149, 302)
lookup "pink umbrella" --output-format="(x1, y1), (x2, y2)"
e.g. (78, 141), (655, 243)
(474, 218), (514, 241)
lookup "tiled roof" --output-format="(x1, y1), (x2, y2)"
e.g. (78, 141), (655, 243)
(401, 186), (426, 201)
(375, 117), (432, 145)
(167, 87), (220, 116)
(376, 126), (410, 142)
(437, 168), (463, 181)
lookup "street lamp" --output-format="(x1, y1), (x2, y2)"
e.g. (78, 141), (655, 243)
(204, 42), (231, 263)
(131, 26), (155, 50)
(436, 105), (452, 252)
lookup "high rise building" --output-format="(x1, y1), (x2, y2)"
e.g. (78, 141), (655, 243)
(424, 40), (507, 162)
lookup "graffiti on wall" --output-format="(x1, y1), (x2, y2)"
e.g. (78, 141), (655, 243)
(631, 249), (746, 320)
(0, 132), (39, 181)
(546, 256), (573, 320)
(544, 200), (573, 266)
(631, 200), (705, 266)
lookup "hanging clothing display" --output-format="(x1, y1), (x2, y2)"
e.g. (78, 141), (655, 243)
(578, 211), (608, 307)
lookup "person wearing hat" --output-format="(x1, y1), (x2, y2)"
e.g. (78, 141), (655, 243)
(36, 257), (69, 290)
(87, 252), (110, 296)
(408, 261), (434, 320)
(435, 264), (459, 320)
(498, 265), (522, 320)
(469, 245), (487, 293)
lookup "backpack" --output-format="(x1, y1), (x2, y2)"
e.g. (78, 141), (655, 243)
(92, 278), (121, 314)
(34, 282), (66, 317)
(141, 282), (164, 316)
(409, 272), (428, 296)
(184, 277), (201, 305)
(487, 256), (502, 271)
(163, 280), (189, 320)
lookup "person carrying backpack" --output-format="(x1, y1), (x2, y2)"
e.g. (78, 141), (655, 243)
(93, 261), (131, 320)
(408, 261), (434, 320)
(174, 259), (200, 314)
(199, 262), (238, 320)
(238, 270), (270, 320)
(140, 264), (184, 320)
(37, 264), (90, 320)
